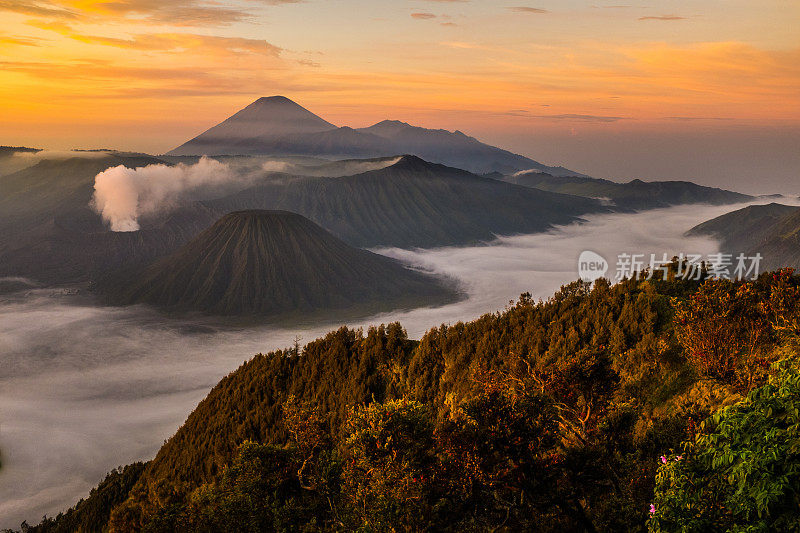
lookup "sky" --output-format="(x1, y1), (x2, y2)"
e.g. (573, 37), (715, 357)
(1, 0), (798, 192)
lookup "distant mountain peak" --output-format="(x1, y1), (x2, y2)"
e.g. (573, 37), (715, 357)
(243, 96), (326, 115)
(166, 97), (583, 176)
(389, 154), (439, 170)
(373, 119), (413, 128)
(228, 96), (336, 130)
(253, 95), (297, 105)
(364, 120), (455, 136)
(167, 97), (336, 155)
(393, 123), (467, 139)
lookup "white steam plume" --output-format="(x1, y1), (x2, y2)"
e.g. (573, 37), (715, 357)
(323, 157), (402, 177)
(302, 157), (403, 177)
(258, 158), (404, 177)
(91, 156), (233, 232)
(512, 168), (546, 177)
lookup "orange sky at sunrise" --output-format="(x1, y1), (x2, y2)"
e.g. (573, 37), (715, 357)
(1, 0), (798, 190)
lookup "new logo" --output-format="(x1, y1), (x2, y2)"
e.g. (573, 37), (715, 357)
(578, 250), (608, 282)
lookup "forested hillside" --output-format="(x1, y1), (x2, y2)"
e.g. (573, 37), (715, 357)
(24, 267), (800, 532)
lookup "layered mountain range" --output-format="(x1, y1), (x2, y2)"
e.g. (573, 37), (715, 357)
(204, 155), (605, 248)
(499, 170), (754, 210)
(0, 98), (767, 317)
(167, 96), (580, 176)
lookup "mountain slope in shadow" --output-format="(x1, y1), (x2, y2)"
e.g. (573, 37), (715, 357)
(109, 210), (459, 316)
(206, 155), (605, 248)
(688, 203), (800, 270)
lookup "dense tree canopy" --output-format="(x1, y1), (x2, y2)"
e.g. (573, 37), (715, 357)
(649, 359), (800, 532)
(22, 271), (800, 532)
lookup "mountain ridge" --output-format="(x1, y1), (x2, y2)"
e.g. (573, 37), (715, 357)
(500, 170), (753, 210)
(167, 96), (581, 175)
(203, 155), (606, 248)
(688, 202), (800, 270)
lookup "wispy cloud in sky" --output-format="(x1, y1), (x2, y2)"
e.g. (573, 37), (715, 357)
(0, 34), (44, 46)
(639, 15), (686, 21)
(532, 113), (626, 122)
(0, 0), (78, 18)
(0, 0), (268, 26)
(27, 20), (281, 56)
(0, 0), (797, 182)
(508, 6), (549, 14)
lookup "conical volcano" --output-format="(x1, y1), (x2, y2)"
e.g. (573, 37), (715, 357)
(168, 96), (338, 156)
(113, 210), (457, 316)
(165, 97), (583, 175)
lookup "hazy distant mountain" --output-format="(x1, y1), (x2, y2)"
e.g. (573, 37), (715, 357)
(205, 155), (605, 248)
(688, 203), (800, 270)
(0, 145), (40, 173)
(168, 96), (579, 175)
(109, 210), (458, 316)
(499, 171), (753, 210)
(0, 145), (41, 175)
(171, 96), (336, 152)
(260, 126), (392, 159)
(0, 153), (165, 232)
(167, 98), (396, 159)
(357, 120), (580, 176)
(0, 145), (39, 155)
(0, 152), (599, 286)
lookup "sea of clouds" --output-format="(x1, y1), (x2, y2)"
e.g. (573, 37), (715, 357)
(0, 201), (783, 528)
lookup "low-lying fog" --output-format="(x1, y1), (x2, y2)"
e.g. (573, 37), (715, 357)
(0, 202), (782, 528)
